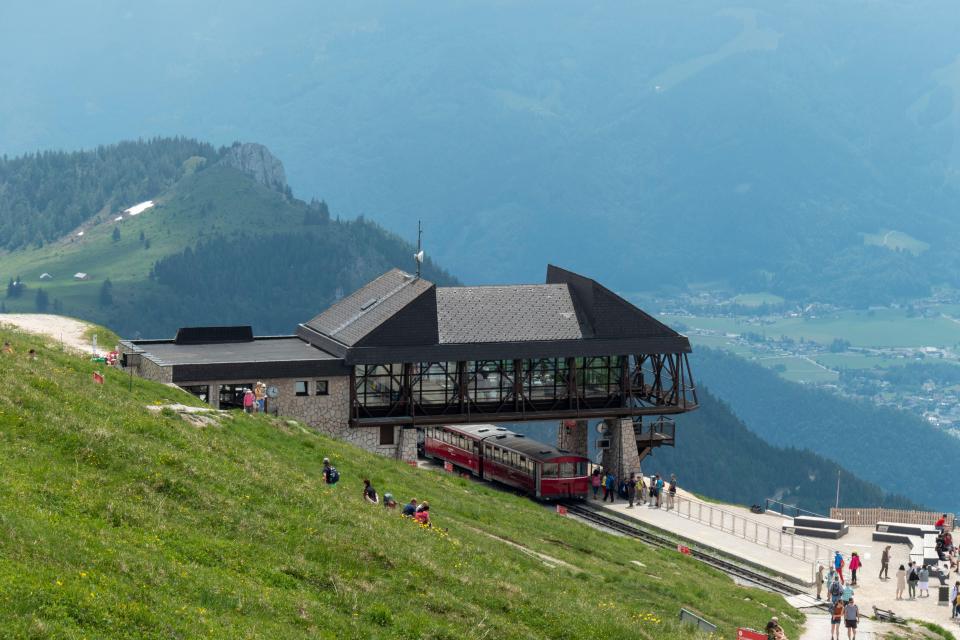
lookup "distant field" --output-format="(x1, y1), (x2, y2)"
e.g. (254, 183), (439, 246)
(666, 308), (960, 349)
(754, 355), (838, 383)
(862, 229), (930, 256)
(731, 292), (785, 307)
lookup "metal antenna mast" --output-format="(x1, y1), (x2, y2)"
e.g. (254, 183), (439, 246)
(414, 220), (424, 278)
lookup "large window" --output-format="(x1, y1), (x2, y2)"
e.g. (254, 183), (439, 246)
(315, 380), (329, 396)
(218, 383), (253, 409)
(295, 381), (309, 396)
(379, 426), (395, 446)
(579, 356), (621, 398)
(355, 364), (403, 407)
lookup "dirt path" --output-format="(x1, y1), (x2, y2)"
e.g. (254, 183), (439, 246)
(0, 314), (95, 353)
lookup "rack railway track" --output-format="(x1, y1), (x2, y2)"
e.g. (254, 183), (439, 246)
(563, 503), (809, 598)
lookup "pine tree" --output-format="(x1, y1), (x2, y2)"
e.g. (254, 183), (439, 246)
(98, 279), (113, 307)
(34, 288), (49, 312)
(112, 226), (121, 242)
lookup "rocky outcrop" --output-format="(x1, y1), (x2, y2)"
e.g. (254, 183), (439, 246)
(219, 143), (287, 193)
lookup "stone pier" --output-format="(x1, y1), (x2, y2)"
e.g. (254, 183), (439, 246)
(557, 419), (589, 456)
(600, 417), (642, 481)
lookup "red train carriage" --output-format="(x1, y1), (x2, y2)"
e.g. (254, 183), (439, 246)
(423, 423), (590, 500)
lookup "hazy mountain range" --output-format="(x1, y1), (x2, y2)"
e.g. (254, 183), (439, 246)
(4, 2), (960, 302)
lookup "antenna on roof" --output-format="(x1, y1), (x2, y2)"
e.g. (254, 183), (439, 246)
(413, 219), (424, 278)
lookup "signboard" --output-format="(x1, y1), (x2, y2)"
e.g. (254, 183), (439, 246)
(556, 505), (568, 516)
(737, 629), (766, 640)
(676, 544), (691, 555)
(443, 461), (454, 473)
(596, 438), (611, 450)
(406, 461), (418, 467)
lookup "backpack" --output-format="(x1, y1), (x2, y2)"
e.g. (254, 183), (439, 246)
(326, 467), (340, 484)
(830, 581), (842, 596)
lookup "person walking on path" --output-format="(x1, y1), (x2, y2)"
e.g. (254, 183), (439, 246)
(895, 565), (906, 600)
(591, 469), (602, 500)
(907, 562), (919, 599)
(830, 599), (843, 640)
(951, 581), (960, 618)
(667, 474), (678, 509)
(603, 472), (616, 503)
(816, 564), (825, 600)
(843, 598), (861, 639)
(919, 565), (930, 597)
(829, 576), (843, 606)
(626, 473), (637, 508)
(879, 545), (891, 580)
(849, 552), (861, 586)
(834, 551), (845, 584)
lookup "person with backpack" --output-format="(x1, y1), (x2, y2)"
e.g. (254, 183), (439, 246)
(842, 598), (860, 639)
(829, 575), (843, 606)
(590, 469), (602, 500)
(895, 565), (906, 600)
(322, 458), (339, 485)
(626, 473), (637, 508)
(603, 472), (616, 503)
(667, 474), (678, 509)
(655, 475), (665, 508)
(907, 562), (919, 599)
(849, 552), (861, 586)
(362, 479), (379, 504)
(830, 598), (843, 640)
(834, 551), (845, 584)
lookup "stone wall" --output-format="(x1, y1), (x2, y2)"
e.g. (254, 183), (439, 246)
(557, 419), (588, 456)
(600, 417), (642, 481)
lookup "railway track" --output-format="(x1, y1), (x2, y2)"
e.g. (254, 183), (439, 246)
(563, 503), (808, 597)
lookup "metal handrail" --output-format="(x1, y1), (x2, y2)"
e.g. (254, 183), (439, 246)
(764, 498), (827, 520)
(664, 493), (828, 582)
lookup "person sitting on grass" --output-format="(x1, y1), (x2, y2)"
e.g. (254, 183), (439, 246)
(402, 498), (418, 517)
(382, 493), (397, 509)
(362, 479), (379, 504)
(764, 616), (787, 640)
(2, 341), (13, 354)
(414, 501), (430, 526)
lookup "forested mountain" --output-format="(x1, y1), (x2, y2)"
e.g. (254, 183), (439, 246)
(642, 389), (918, 515)
(692, 348), (960, 512)
(3, 2), (960, 303)
(0, 138), (454, 337)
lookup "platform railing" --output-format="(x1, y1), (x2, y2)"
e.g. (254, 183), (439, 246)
(764, 498), (827, 520)
(666, 494), (828, 582)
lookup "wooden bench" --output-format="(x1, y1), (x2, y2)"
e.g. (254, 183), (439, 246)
(872, 606), (906, 624)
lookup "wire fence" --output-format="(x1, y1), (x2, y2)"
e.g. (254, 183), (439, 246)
(830, 508), (954, 529)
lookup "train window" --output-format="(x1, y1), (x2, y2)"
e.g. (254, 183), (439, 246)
(542, 463), (558, 478)
(577, 462), (587, 476)
(484, 444), (492, 458)
(494, 447), (502, 462)
(560, 462), (576, 477)
(511, 452), (520, 468)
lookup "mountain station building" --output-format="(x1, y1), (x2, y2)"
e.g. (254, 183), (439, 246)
(119, 265), (698, 479)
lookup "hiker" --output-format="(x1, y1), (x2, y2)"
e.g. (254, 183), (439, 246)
(603, 472), (616, 503)
(382, 492), (397, 509)
(667, 474), (677, 509)
(403, 498), (418, 517)
(918, 565), (930, 597)
(849, 552), (861, 586)
(591, 469), (602, 499)
(879, 545), (891, 580)
(907, 561), (919, 599)
(626, 473), (637, 508)
(655, 474), (665, 508)
(322, 458), (339, 485)
(254, 381), (266, 413)
(834, 551), (845, 584)
(2, 341), (12, 354)
(841, 582), (854, 604)
(242, 388), (255, 413)
(27, 348), (37, 360)
(829, 575), (843, 605)
(816, 564), (825, 600)
(362, 479), (379, 504)
(764, 616), (787, 640)
(637, 474), (647, 503)
(843, 597), (860, 639)
(414, 501), (430, 526)
(895, 565), (906, 600)
(936, 513), (947, 533)
(951, 581), (960, 618)
(830, 598), (843, 640)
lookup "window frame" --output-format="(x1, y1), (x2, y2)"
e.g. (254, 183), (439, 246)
(294, 380), (309, 396)
(315, 379), (329, 396)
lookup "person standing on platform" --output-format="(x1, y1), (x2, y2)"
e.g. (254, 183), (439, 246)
(829, 575), (843, 606)
(879, 545), (891, 580)
(242, 388), (255, 414)
(907, 562), (919, 599)
(816, 564), (825, 600)
(603, 471), (616, 503)
(667, 474), (678, 509)
(951, 581), (960, 618)
(919, 565), (930, 597)
(849, 552), (861, 586)
(895, 565), (906, 600)
(834, 551), (845, 584)
(936, 514), (947, 533)
(591, 469), (602, 500)
(655, 474), (664, 508)
(626, 473), (637, 508)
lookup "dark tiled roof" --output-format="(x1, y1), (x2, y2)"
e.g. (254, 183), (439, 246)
(127, 336), (339, 366)
(436, 284), (585, 344)
(303, 269), (433, 346)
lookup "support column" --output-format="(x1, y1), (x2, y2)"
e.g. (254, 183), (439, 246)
(600, 417), (642, 481)
(557, 419), (588, 456)
(396, 427), (419, 463)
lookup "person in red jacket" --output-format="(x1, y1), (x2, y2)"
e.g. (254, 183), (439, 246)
(414, 502), (430, 526)
(936, 514), (947, 532)
(849, 552), (862, 586)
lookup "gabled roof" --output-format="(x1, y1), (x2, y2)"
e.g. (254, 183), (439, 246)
(298, 265), (690, 364)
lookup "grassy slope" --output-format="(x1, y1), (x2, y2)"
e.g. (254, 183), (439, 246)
(0, 165), (305, 316)
(0, 328), (801, 639)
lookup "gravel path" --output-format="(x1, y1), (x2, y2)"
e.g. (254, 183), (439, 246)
(0, 314), (95, 353)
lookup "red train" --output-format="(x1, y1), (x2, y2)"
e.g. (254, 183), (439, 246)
(423, 423), (590, 500)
